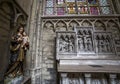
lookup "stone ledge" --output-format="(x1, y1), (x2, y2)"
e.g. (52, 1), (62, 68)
(41, 14), (120, 19)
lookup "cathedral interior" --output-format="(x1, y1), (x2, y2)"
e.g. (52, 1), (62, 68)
(0, 0), (120, 84)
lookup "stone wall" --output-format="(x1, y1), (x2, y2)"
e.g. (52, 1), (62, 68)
(0, 2), (13, 82)
(15, 0), (32, 15)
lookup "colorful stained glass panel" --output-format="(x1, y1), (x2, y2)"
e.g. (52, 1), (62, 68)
(46, 0), (54, 7)
(99, 0), (108, 6)
(88, 0), (97, 5)
(90, 7), (99, 15)
(68, 7), (76, 14)
(101, 7), (110, 14)
(79, 6), (88, 14)
(57, 0), (64, 4)
(45, 8), (54, 15)
(77, 0), (86, 2)
(57, 7), (65, 15)
(66, 0), (75, 2)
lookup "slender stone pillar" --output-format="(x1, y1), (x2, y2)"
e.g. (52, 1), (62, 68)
(61, 73), (68, 84)
(79, 77), (84, 84)
(102, 77), (107, 84)
(109, 74), (117, 84)
(85, 74), (91, 84)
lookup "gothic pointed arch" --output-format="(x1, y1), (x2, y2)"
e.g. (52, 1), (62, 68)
(81, 20), (92, 27)
(68, 20), (79, 31)
(56, 20), (67, 31)
(15, 14), (26, 26)
(107, 20), (118, 27)
(43, 21), (55, 34)
(107, 20), (120, 39)
(94, 20), (106, 31)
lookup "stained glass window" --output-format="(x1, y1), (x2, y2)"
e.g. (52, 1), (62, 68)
(90, 7), (99, 15)
(44, 0), (112, 15)
(77, 0), (88, 14)
(57, 0), (64, 4)
(101, 7), (110, 14)
(78, 6), (88, 14)
(88, 0), (98, 5)
(77, 0), (86, 2)
(57, 7), (65, 15)
(67, 3), (76, 14)
(99, 0), (108, 6)
(99, 0), (110, 14)
(45, 0), (54, 15)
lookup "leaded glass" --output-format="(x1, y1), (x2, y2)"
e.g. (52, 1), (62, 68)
(79, 6), (88, 14)
(44, 0), (111, 15)
(90, 7), (99, 15)
(77, 0), (86, 2)
(67, 2), (76, 14)
(66, 0), (75, 2)
(46, 0), (54, 7)
(99, 0), (108, 6)
(57, 0), (64, 4)
(101, 7), (110, 14)
(45, 8), (54, 15)
(68, 6), (76, 14)
(88, 0), (98, 5)
(57, 7), (65, 15)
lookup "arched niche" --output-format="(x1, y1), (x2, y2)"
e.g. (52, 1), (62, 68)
(43, 21), (55, 34)
(107, 20), (119, 28)
(94, 20), (106, 31)
(69, 20), (79, 31)
(81, 20), (92, 27)
(12, 14), (27, 33)
(56, 20), (67, 31)
(107, 20), (120, 39)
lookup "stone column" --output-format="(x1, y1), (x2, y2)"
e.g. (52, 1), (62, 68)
(79, 77), (84, 84)
(61, 73), (68, 84)
(102, 77), (107, 84)
(85, 74), (91, 84)
(109, 74), (117, 84)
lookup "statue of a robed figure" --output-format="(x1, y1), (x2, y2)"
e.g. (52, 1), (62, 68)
(5, 26), (29, 78)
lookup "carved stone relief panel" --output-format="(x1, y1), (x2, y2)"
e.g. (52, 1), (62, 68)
(94, 32), (114, 53)
(76, 27), (94, 54)
(57, 32), (76, 53)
